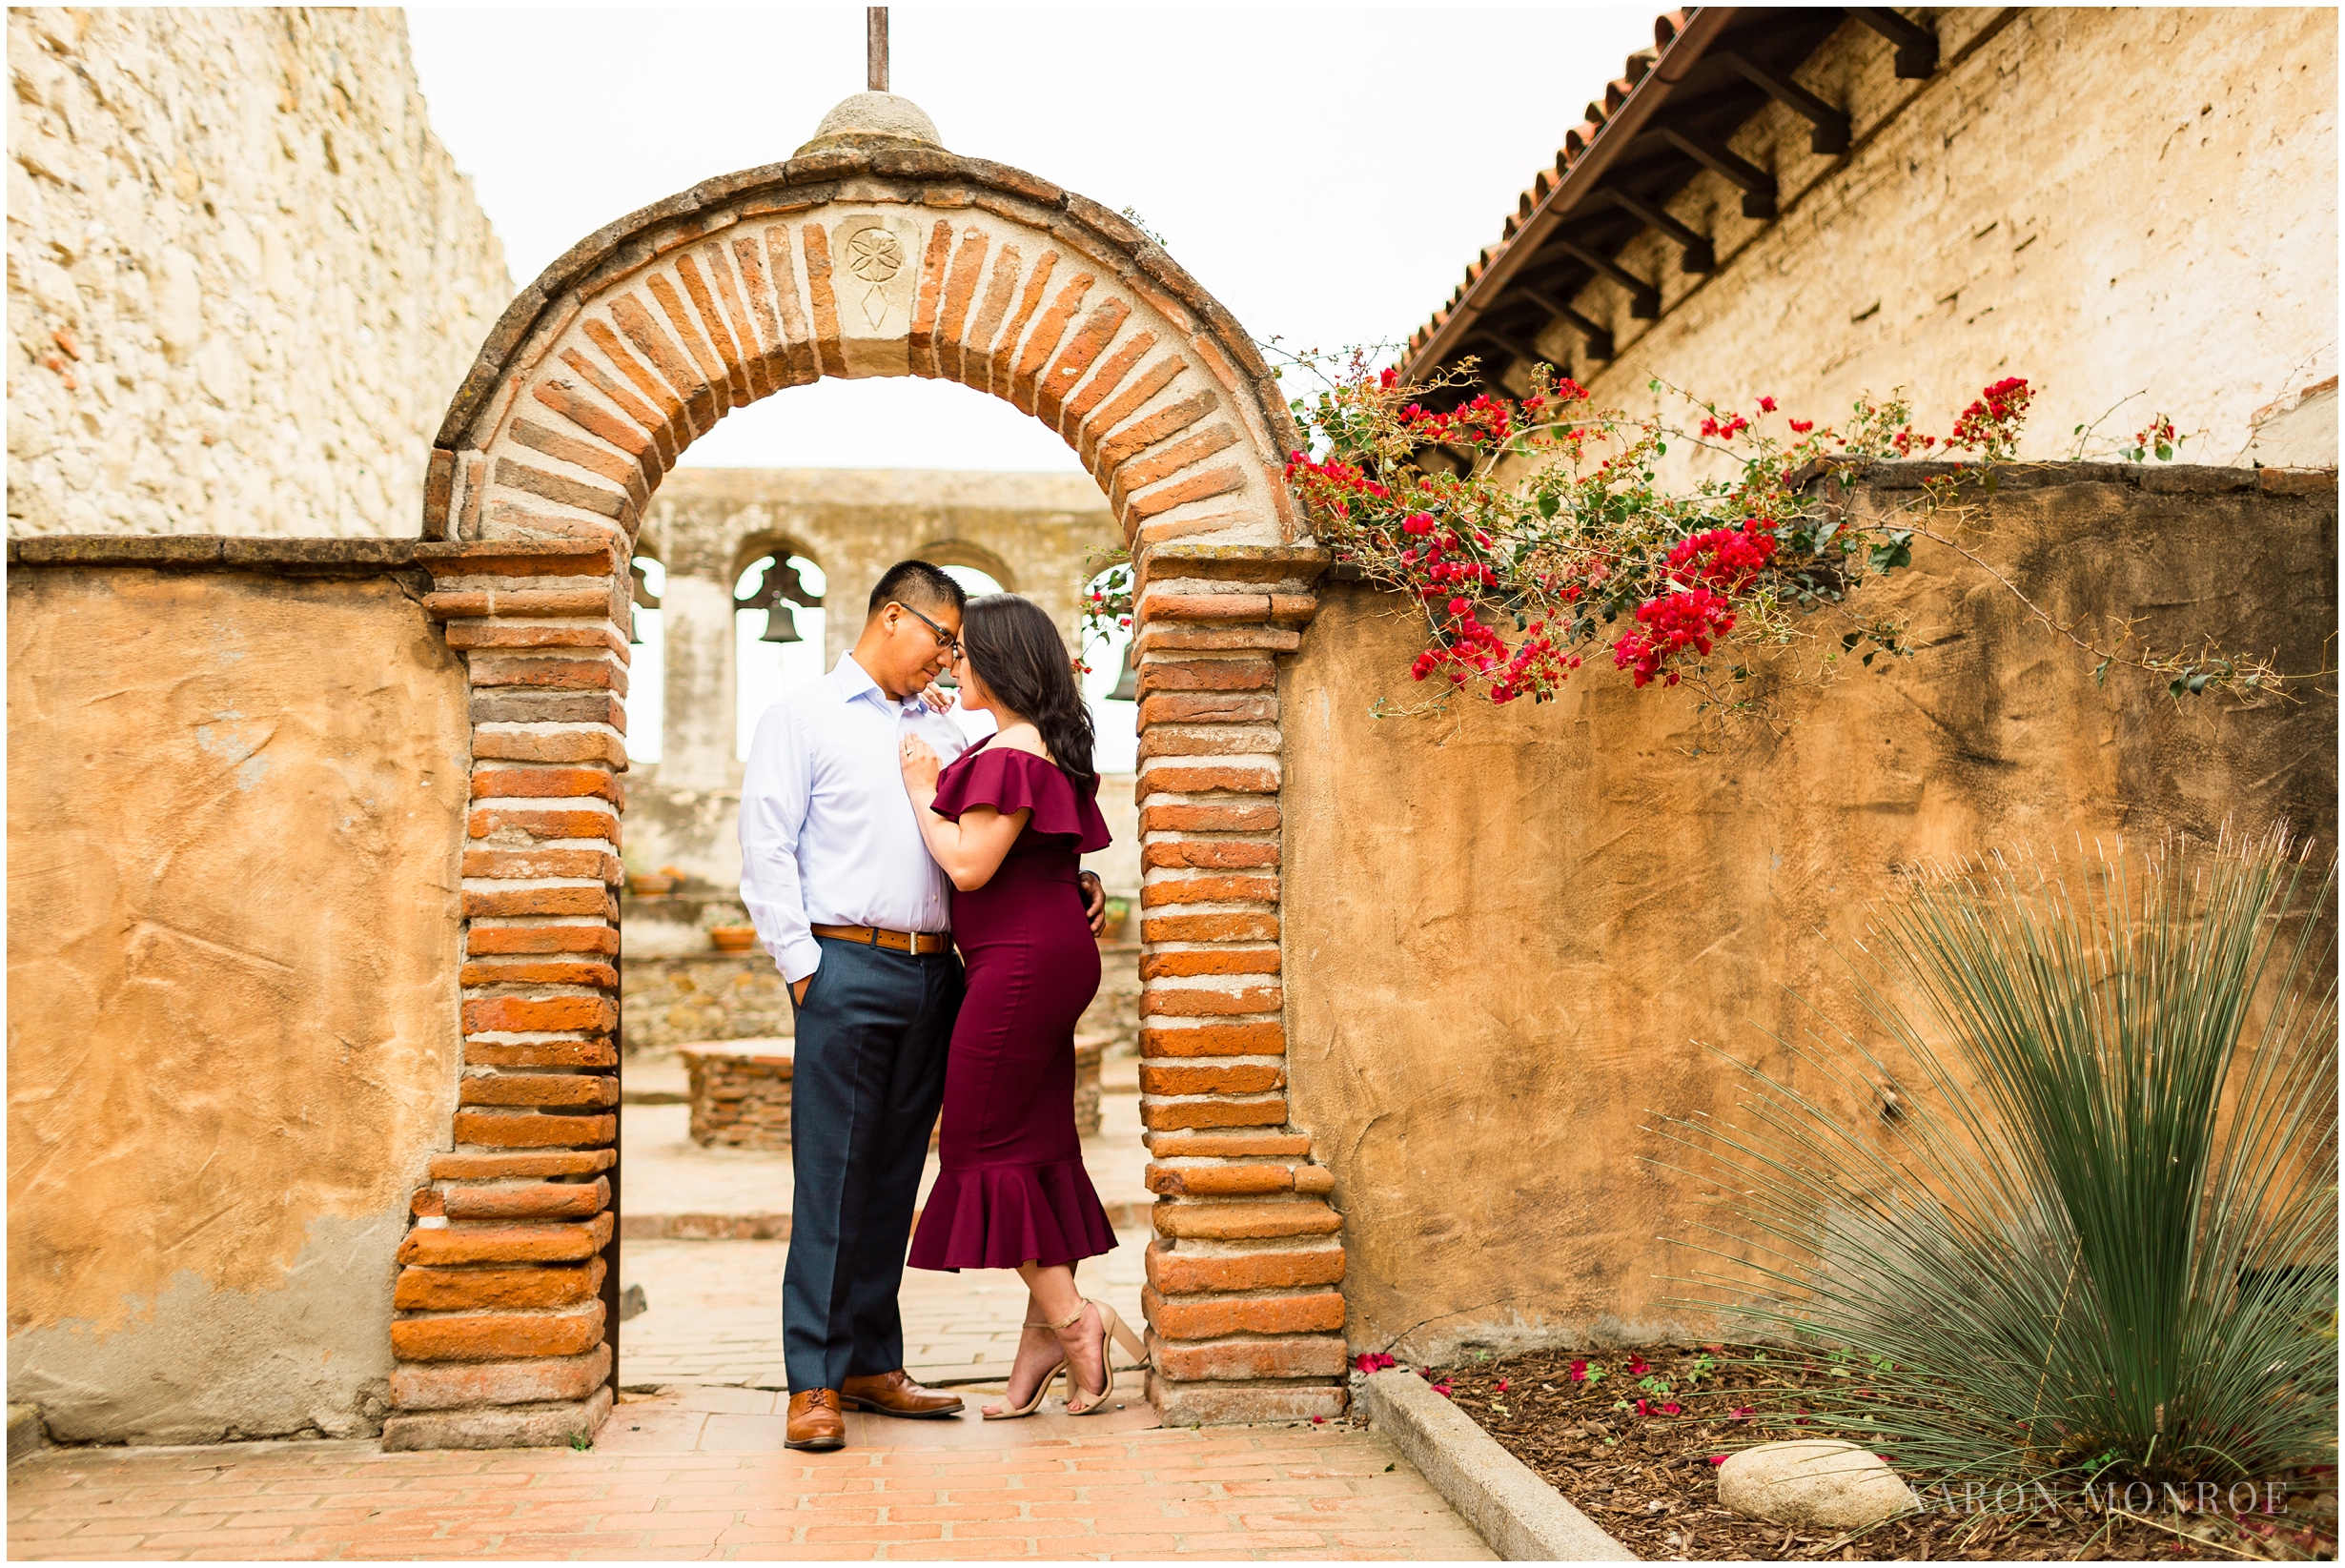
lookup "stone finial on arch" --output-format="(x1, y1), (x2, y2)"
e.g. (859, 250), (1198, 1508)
(422, 149), (1305, 553)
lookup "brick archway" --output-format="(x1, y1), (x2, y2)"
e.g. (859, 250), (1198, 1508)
(396, 143), (1343, 1448)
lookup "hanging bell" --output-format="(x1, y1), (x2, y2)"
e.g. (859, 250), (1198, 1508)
(628, 559), (661, 645)
(1107, 642), (1139, 703)
(760, 601), (804, 644)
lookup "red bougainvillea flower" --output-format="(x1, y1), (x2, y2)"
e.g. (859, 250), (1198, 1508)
(1727, 1407), (1755, 1422)
(1354, 1352), (1397, 1375)
(1496, 1379), (1510, 1394)
(1626, 1355), (1651, 1376)
(1789, 418), (1815, 434)
(1665, 522), (1778, 594)
(1612, 589), (1736, 687)
(1660, 1401), (1683, 1416)
(1757, 396), (1778, 413)
(1708, 1455), (1728, 1465)
(1568, 1359), (1590, 1382)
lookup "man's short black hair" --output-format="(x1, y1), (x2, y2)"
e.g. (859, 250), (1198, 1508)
(867, 560), (968, 621)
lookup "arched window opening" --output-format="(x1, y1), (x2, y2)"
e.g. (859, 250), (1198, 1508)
(624, 554), (665, 765)
(939, 563), (1004, 600)
(733, 554), (828, 760)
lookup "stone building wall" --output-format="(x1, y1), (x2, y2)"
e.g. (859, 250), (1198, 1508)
(7, 8), (510, 537)
(1278, 464), (2337, 1361)
(7, 544), (473, 1444)
(1522, 8), (2336, 467)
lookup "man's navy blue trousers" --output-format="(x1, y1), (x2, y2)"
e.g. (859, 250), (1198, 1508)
(782, 933), (963, 1394)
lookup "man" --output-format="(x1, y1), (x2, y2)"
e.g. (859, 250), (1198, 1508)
(738, 560), (1106, 1452)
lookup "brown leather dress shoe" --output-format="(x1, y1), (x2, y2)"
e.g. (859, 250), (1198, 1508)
(839, 1369), (966, 1419)
(785, 1389), (846, 1450)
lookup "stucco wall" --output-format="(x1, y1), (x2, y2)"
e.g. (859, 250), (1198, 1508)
(7, 8), (510, 537)
(1280, 465), (2336, 1359)
(8, 562), (471, 1442)
(1532, 8), (2336, 466)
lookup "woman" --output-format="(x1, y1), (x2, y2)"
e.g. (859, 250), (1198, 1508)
(897, 593), (1145, 1418)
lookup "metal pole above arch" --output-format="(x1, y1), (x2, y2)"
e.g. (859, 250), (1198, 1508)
(867, 8), (887, 92)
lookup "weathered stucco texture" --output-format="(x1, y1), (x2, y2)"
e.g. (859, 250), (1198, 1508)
(1280, 468), (2337, 1359)
(8, 566), (470, 1442)
(7, 8), (510, 537)
(1530, 8), (2336, 466)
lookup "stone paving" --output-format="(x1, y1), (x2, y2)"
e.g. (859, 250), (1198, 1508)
(6, 1404), (1494, 1560)
(620, 1234), (1151, 1393)
(3, 1064), (1496, 1562)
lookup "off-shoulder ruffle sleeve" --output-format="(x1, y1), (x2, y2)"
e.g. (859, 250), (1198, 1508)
(931, 743), (1111, 852)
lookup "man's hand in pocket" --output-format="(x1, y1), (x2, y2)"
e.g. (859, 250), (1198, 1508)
(791, 974), (812, 1005)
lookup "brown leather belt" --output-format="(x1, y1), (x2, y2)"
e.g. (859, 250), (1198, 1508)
(810, 923), (953, 955)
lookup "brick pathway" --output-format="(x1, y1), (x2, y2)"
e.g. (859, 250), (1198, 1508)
(620, 1234), (1150, 1392)
(7, 1403), (1493, 1560)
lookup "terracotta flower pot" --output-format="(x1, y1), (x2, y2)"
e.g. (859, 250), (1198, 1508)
(628, 872), (679, 897)
(707, 925), (759, 954)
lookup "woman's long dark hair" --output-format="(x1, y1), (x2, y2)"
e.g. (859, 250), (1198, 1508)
(959, 593), (1098, 795)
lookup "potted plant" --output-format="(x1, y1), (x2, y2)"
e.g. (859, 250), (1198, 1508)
(1097, 895), (1132, 943)
(625, 856), (680, 898)
(703, 903), (758, 954)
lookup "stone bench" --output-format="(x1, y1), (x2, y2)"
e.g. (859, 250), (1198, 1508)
(676, 1035), (1110, 1151)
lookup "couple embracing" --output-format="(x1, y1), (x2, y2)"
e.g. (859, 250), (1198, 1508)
(738, 560), (1144, 1452)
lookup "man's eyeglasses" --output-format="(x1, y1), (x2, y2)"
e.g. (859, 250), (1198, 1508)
(892, 601), (960, 657)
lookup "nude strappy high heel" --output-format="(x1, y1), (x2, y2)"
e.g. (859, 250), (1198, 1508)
(982, 1319), (1066, 1421)
(1061, 1299), (1150, 1416)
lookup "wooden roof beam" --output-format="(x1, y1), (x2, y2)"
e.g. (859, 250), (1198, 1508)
(1606, 190), (1715, 273)
(1401, 7), (1740, 380)
(1519, 287), (1615, 362)
(1715, 51), (1851, 153)
(1846, 8), (1939, 78)
(1549, 240), (1661, 319)
(1656, 125), (1778, 219)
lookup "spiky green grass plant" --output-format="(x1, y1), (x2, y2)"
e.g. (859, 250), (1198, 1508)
(1662, 830), (2336, 1492)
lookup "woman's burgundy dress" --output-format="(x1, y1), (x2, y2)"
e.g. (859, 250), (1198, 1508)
(907, 740), (1118, 1272)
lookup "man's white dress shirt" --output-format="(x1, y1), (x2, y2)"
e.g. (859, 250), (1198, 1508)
(739, 654), (972, 985)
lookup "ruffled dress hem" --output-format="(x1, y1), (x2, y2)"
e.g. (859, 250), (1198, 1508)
(907, 1158), (1118, 1272)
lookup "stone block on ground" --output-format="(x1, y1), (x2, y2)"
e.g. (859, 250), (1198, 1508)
(1718, 1438), (1921, 1529)
(8, 1405), (44, 1465)
(681, 1039), (795, 1150)
(380, 1385), (613, 1452)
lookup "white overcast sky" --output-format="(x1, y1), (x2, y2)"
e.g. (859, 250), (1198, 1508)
(404, 4), (1657, 474)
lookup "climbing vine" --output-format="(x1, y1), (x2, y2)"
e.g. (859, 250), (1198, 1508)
(1267, 351), (2275, 716)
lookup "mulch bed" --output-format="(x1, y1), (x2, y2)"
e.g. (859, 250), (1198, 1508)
(1419, 1345), (2336, 1561)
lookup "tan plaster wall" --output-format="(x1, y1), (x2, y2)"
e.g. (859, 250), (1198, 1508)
(7, 8), (510, 537)
(7, 566), (470, 1442)
(1530, 9), (2337, 467)
(1279, 470), (2336, 1359)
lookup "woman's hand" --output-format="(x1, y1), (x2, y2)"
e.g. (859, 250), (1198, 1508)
(899, 732), (943, 802)
(917, 680), (956, 714)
